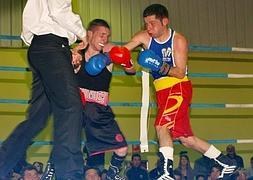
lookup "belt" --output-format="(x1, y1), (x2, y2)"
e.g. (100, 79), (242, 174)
(153, 76), (189, 91)
(79, 88), (109, 106)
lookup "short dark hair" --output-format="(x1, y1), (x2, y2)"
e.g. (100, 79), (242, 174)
(21, 165), (38, 177)
(143, 4), (169, 20)
(87, 19), (110, 31)
(211, 164), (222, 172)
(131, 153), (141, 160)
(84, 166), (101, 176)
(32, 161), (44, 174)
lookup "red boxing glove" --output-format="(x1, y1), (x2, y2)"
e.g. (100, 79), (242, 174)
(109, 46), (133, 68)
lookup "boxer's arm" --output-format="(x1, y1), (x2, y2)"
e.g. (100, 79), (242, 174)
(169, 33), (188, 79)
(124, 30), (150, 50)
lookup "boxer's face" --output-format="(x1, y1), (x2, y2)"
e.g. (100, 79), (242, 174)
(144, 15), (169, 38)
(89, 26), (111, 51)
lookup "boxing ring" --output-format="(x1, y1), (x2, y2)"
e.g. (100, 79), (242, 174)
(0, 35), (253, 164)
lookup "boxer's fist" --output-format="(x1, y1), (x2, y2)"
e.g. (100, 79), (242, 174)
(84, 54), (108, 76)
(138, 49), (162, 71)
(71, 51), (82, 68)
(138, 49), (171, 75)
(109, 46), (133, 68)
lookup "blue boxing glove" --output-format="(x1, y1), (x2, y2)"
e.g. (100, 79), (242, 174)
(138, 49), (171, 75)
(85, 53), (110, 76)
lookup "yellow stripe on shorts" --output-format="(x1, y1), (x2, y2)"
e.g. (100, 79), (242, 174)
(153, 76), (188, 91)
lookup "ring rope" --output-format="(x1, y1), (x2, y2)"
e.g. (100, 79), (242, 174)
(1, 99), (253, 109)
(1, 139), (253, 146)
(1, 35), (253, 53)
(1, 66), (253, 79)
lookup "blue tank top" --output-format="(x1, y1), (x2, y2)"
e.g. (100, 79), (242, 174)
(148, 28), (175, 79)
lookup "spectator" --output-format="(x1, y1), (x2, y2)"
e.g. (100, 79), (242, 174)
(20, 165), (40, 180)
(195, 174), (205, 180)
(209, 164), (221, 180)
(235, 169), (247, 180)
(84, 167), (101, 180)
(86, 153), (105, 174)
(126, 153), (149, 180)
(149, 158), (161, 180)
(193, 155), (215, 179)
(32, 161), (43, 178)
(174, 152), (194, 180)
(226, 144), (244, 168)
(246, 156), (253, 179)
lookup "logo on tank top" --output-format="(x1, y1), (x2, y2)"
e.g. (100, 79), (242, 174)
(161, 47), (172, 63)
(115, 134), (124, 142)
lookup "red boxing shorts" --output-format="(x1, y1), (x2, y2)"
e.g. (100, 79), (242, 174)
(153, 76), (194, 139)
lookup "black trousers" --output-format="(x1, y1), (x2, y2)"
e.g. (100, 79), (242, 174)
(0, 34), (84, 179)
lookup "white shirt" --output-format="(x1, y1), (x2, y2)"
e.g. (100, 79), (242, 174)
(21, 0), (86, 45)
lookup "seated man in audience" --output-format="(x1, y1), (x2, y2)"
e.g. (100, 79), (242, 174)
(21, 165), (40, 180)
(226, 144), (244, 168)
(84, 167), (101, 180)
(193, 155), (215, 179)
(32, 161), (43, 178)
(126, 153), (149, 180)
(209, 164), (222, 180)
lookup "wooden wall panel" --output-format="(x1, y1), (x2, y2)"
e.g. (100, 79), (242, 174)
(225, 0), (237, 46)
(214, 0), (228, 46)
(11, 0), (23, 47)
(245, 0), (253, 47)
(0, 0), (11, 47)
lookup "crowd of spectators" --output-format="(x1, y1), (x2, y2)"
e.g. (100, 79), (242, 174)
(7, 144), (253, 180)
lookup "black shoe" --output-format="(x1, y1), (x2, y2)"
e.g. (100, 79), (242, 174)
(215, 154), (237, 179)
(105, 164), (125, 180)
(156, 152), (174, 180)
(40, 162), (55, 180)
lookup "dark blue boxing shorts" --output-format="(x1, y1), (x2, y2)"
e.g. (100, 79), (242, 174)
(83, 102), (127, 155)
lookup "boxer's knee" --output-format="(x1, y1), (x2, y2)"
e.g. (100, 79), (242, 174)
(179, 136), (196, 148)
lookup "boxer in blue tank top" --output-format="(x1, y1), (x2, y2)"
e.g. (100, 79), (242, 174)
(124, 4), (238, 180)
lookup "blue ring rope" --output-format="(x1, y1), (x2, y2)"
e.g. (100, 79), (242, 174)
(2, 66), (253, 78)
(0, 66), (246, 78)
(0, 35), (21, 40)
(1, 66), (252, 108)
(1, 35), (253, 52)
(0, 139), (251, 146)
(2, 99), (253, 108)
(0, 99), (250, 108)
